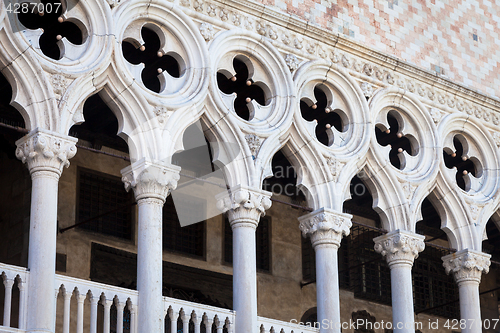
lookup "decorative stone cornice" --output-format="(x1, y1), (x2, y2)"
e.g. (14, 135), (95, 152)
(121, 158), (181, 202)
(298, 208), (352, 248)
(442, 249), (491, 284)
(216, 185), (272, 228)
(15, 128), (77, 176)
(374, 230), (425, 267)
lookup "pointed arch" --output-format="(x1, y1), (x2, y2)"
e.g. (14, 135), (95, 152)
(357, 148), (410, 231)
(0, 27), (55, 131)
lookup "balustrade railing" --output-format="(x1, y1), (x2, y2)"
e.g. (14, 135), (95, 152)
(164, 296), (234, 333)
(0, 263), (28, 331)
(54, 274), (138, 333)
(258, 316), (319, 333)
(0, 263), (318, 333)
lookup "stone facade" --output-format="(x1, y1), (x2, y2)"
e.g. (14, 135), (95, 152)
(0, 0), (499, 332)
(255, 0), (500, 96)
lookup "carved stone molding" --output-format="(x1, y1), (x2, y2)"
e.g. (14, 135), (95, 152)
(442, 249), (491, 284)
(374, 230), (425, 267)
(15, 128), (77, 176)
(285, 54), (300, 72)
(153, 106), (171, 124)
(360, 82), (374, 98)
(172, 0), (500, 129)
(121, 158), (181, 202)
(244, 133), (261, 159)
(298, 208), (352, 249)
(199, 22), (215, 41)
(325, 157), (344, 182)
(216, 185), (272, 229)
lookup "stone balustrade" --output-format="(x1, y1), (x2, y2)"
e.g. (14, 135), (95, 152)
(0, 262), (318, 333)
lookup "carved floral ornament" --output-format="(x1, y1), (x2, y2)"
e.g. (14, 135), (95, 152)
(442, 249), (491, 284)
(373, 230), (425, 266)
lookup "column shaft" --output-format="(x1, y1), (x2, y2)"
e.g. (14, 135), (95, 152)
(458, 281), (482, 333)
(389, 263), (415, 332)
(216, 185), (272, 333)
(442, 249), (490, 333)
(137, 198), (164, 333)
(121, 159), (180, 333)
(232, 224), (258, 333)
(374, 230), (425, 333)
(16, 129), (77, 333)
(299, 208), (352, 333)
(28, 171), (60, 332)
(315, 244), (340, 333)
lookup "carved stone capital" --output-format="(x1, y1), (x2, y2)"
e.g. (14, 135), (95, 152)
(298, 208), (352, 248)
(374, 230), (425, 267)
(15, 128), (77, 177)
(216, 185), (272, 229)
(442, 249), (491, 284)
(121, 158), (181, 202)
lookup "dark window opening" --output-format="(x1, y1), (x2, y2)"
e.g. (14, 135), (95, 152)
(375, 111), (416, 170)
(69, 93), (129, 154)
(262, 149), (306, 204)
(90, 243), (233, 308)
(300, 307), (318, 327)
(413, 245), (459, 319)
(343, 175), (381, 225)
(217, 57), (266, 121)
(301, 235), (315, 282)
(443, 136), (479, 191)
(483, 218), (500, 263)
(77, 168), (134, 240)
(18, 1), (83, 60)
(224, 217), (271, 272)
(0, 74), (25, 129)
(163, 196), (205, 258)
(300, 86), (344, 146)
(0, 73), (26, 159)
(122, 27), (182, 93)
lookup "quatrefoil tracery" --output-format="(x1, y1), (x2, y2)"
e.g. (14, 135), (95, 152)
(299, 86), (347, 147)
(375, 111), (419, 170)
(122, 25), (185, 94)
(18, 0), (86, 60)
(443, 135), (483, 192)
(216, 57), (270, 121)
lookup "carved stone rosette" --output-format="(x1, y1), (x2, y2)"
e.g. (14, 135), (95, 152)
(121, 158), (181, 202)
(216, 185), (272, 229)
(298, 208), (352, 248)
(374, 230), (425, 267)
(442, 249), (491, 284)
(15, 128), (78, 176)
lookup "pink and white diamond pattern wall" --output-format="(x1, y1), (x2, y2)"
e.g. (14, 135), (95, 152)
(256, 0), (500, 97)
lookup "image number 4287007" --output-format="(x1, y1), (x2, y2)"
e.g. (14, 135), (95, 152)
(5, 1), (62, 14)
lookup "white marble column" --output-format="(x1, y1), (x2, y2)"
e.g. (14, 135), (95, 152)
(216, 185), (272, 333)
(298, 208), (352, 333)
(442, 249), (491, 333)
(121, 158), (180, 333)
(374, 230), (425, 333)
(15, 129), (77, 333)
